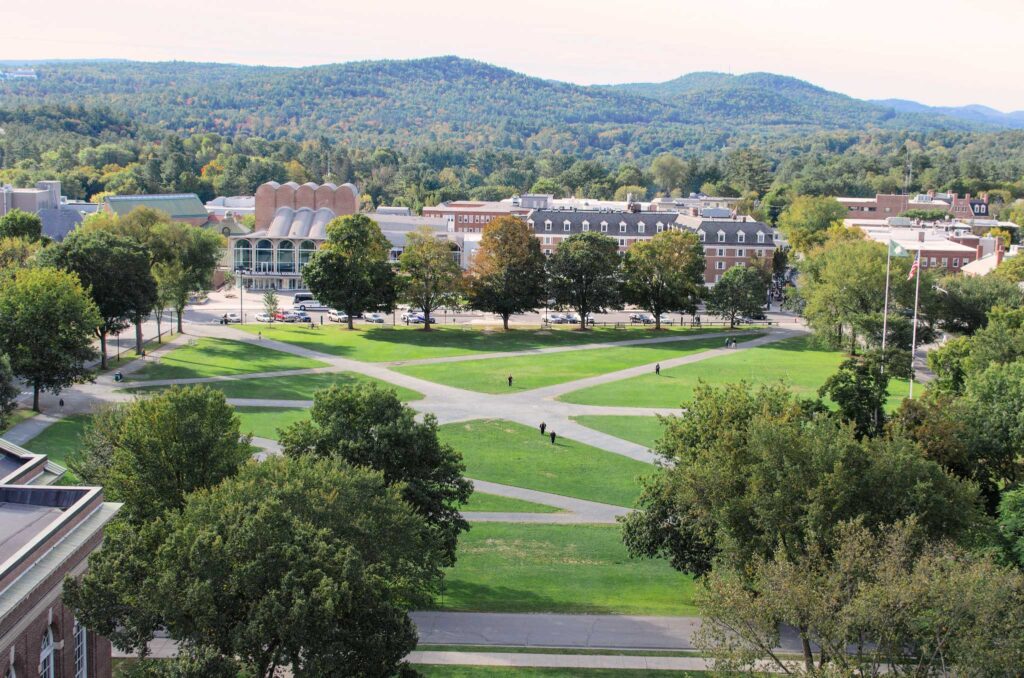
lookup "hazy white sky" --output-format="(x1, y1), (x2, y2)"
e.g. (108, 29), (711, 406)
(3, 0), (1022, 110)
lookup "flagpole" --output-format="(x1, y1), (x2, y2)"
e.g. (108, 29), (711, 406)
(881, 243), (893, 362)
(909, 250), (921, 398)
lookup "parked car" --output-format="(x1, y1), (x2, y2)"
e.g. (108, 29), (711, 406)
(629, 312), (654, 324)
(564, 312), (580, 324)
(547, 312), (568, 324)
(658, 313), (673, 325)
(364, 312), (386, 324)
(327, 309), (349, 323)
(274, 311), (297, 322)
(292, 311), (311, 323)
(255, 312), (273, 323)
(223, 312), (242, 324)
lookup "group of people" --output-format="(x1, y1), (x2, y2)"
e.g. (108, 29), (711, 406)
(539, 421), (556, 445)
(725, 336), (738, 349)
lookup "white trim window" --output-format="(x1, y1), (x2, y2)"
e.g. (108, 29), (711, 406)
(698, 230), (706, 242)
(757, 231), (765, 244)
(656, 222), (664, 232)
(953, 257), (960, 267)
(582, 221), (590, 232)
(717, 248), (725, 257)
(715, 261), (725, 270)
(544, 220), (552, 232)
(563, 220), (571, 232)
(600, 221), (608, 232)
(717, 230), (726, 243)
(74, 619), (88, 678)
(619, 222), (627, 233)
(39, 628), (55, 678)
(737, 232), (745, 243)
(527, 219), (534, 228)
(737, 249), (745, 257)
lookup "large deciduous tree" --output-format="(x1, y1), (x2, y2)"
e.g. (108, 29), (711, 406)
(68, 385), (253, 523)
(929, 272), (1023, 335)
(546, 231), (622, 330)
(466, 216), (546, 330)
(66, 456), (440, 677)
(0, 267), (100, 411)
(39, 229), (157, 369)
(622, 230), (705, 329)
(777, 196), (847, 254)
(301, 214), (396, 329)
(279, 383), (472, 565)
(398, 226), (463, 331)
(0, 208), (43, 241)
(705, 265), (766, 328)
(151, 223), (224, 333)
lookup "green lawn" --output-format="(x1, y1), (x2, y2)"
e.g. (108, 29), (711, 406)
(126, 337), (327, 381)
(417, 668), (702, 677)
(560, 336), (914, 410)
(462, 492), (561, 514)
(570, 416), (666, 450)
(395, 334), (762, 394)
(127, 372), (422, 402)
(21, 414), (92, 484)
(439, 420), (652, 508)
(440, 523), (696, 615)
(233, 407), (309, 440)
(235, 323), (726, 363)
(0, 408), (37, 433)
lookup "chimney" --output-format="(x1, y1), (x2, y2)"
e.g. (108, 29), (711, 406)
(691, 207), (699, 217)
(918, 231), (925, 243)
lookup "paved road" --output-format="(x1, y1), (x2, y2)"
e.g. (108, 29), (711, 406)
(407, 650), (720, 671)
(464, 479), (630, 524)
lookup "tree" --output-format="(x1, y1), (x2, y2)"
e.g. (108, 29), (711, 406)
(999, 487), (1024, 567)
(622, 382), (986, 578)
(621, 230), (705, 329)
(546, 231), (621, 330)
(150, 223), (223, 332)
(529, 177), (564, 197)
(927, 306), (1024, 393)
(818, 350), (904, 438)
(900, 208), (950, 222)
(649, 154), (688, 193)
(0, 208), (43, 240)
(279, 383), (472, 565)
(994, 253), (1024, 283)
(398, 227), (463, 331)
(0, 235), (43, 272)
(302, 215), (396, 330)
(0, 355), (19, 430)
(705, 265), (765, 328)
(261, 288), (279, 318)
(931, 273), (1022, 335)
(777, 196), (846, 254)
(986, 227), (1013, 248)
(696, 519), (1024, 675)
(957, 361), (1024, 504)
(39, 229), (157, 369)
(68, 385), (252, 523)
(466, 216), (546, 330)
(66, 456), (441, 677)
(0, 267), (100, 411)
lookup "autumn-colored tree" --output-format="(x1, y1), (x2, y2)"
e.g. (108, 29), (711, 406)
(621, 230), (705, 329)
(466, 216), (545, 330)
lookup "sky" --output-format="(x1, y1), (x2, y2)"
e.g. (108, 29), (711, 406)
(3, 0), (1022, 110)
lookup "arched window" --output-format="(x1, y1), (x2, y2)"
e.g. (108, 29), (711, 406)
(255, 240), (273, 273)
(39, 628), (54, 678)
(277, 241), (295, 274)
(299, 240), (317, 271)
(233, 240), (252, 270)
(73, 619), (88, 678)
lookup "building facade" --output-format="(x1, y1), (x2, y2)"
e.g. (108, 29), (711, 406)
(837, 191), (989, 221)
(0, 441), (121, 678)
(422, 201), (530, 233)
(0, 181), (98, 241)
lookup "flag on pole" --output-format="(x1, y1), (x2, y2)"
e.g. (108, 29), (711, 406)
(888, 240), (909, 258)
(907, 252), (920, 280)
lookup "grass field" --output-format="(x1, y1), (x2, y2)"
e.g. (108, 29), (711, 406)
(439, 420), (652, 508)
(126, 337), (327, 381)
(21, 414), (92, 484)
(560, 336), (914, 409)
(127, 371), (423, 402)
(462, 492), (561, 513)
(417, 667), (703, 677)
(0, 408), (37, 433)
(235, 323), (727, 363)
(440, 522), (696, 615)
(570, 416), (666, 450)
(394, 334), (761, 394)
(233, 406), (309, 440)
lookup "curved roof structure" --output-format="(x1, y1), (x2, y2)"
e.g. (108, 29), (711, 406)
(265, 207), (338, 240)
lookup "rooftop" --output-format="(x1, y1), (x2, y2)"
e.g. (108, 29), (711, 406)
(105, 193), (208, 219)
(0, 503), (62, 564)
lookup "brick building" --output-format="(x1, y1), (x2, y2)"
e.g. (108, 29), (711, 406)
(837, 191), (989, 221)
(860, 226), (984, 274)
(0, 441), (121, 678)
(526, 210), (779, 284)
(422, 201), (530, 232)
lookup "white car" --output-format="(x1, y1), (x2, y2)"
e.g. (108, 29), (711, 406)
(364, 312), (386, 324)
(327, 309), (349, 323)
(255, 312), (273, 323)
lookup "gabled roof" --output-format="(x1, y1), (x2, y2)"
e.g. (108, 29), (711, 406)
(104, 193), (208, 219)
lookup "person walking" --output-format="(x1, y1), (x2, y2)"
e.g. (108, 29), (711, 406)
(507, 374), (514, 388)
(258, 331), (262, 341)
(655, 363), (661, 376)
(540, 422), (547, 435)
(549, 430), (556, 445)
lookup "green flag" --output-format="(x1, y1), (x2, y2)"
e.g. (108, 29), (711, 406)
(889, 240), (910, 258)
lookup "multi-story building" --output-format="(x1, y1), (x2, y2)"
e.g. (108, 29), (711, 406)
(837, 191), (989, 221)
(103, 194), (209, 227)
(422, 201), (530, 233)
(0, 181), (98, 241)
(859, 226), (985, 274)
(526, 210), (779, 284)
(0, 440), (121, 678)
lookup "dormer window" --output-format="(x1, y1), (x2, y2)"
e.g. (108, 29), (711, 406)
(698, 229), (706, 242)
(527, 219), (535, 228)
(638, 222), (645, 234)
(757, 231), (765, 244)
(563, 220), (571, 232)
(737, 232), (745, 243)
(582, 220), (590, 232)
(619, 222), (627, 233)
(601, 221), (608, 232)
(656, 222), (664, 233)
(544, 220), (552, 232)
(717, 230), (726, 243)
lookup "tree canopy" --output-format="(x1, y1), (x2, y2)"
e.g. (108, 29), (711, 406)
(705, 265), (766, 328)
(466, 216), (546, 329)
(546, 231), (622, 330)
(621, 229), (705, 329)
(398, 227), (463, 331)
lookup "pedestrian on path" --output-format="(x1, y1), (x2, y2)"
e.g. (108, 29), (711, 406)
(507, 374), (513, 388)
(549, 430), (556, 445)
(258, 331), (262, 341)
(724, 336), (730, 348)
(539, 422), (546, 435)
(655, 363), (661, 376)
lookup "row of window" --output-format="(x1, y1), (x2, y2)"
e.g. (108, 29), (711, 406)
(455, 214), (497, 223)
(6, 621), (88, 678)
(697, 230), (772, 244)
(921, 256), (970, 268)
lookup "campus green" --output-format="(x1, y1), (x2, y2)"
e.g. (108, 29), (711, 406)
(570, 416), (666, 449)
(462, 492), (561, 513)
(126, 337), (327, 381)
(127, 372), (422, 402)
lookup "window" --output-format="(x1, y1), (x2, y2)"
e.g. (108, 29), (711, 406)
(582, 221), (590, 231)
(619, 222), (627, 233)
(953, 258), (960, 267)
(544, 237), (551, 244)
(737, 232), (745, 243)
(715, 261), (725, 270)
(298, 240), (316, 271)
(757, 231), (765, 244)
(717, 248), (724, 257)
(737, 249), (745, 257)
(544, 220), (552, 232)
(527, 219), (534, 228)
(930, 257), (937, 267)
(40, 628), (54, 678)
(940, 257), (948, 268)
(656, 222), (664, 232)
(276, 241), (295, 274)
(638, 224), (645, 234)
(74, 619), (88, 678)
(255, 239), (273, 273)
(600, 222), (608, 233)
(563, 221), (571, 232)
(715, 274), (721, 282)
(717, 231), (726, 243)
(233, 240), (252, 270)
(618, 238), (626, 247)
(698, 230), (706, 241)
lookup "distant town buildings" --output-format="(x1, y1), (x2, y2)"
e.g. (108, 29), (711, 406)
(422, 200), (530, 232)
(837, 191), (989, 221)
(857, 225), (1003, 274)
(0, 181), (98, 240)
(0, 440), (120, 678)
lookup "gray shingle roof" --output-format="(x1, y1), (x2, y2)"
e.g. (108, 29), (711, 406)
(527, 210), (779, 247)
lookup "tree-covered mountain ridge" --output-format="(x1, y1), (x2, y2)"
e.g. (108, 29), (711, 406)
(1, 56), (1013, 150)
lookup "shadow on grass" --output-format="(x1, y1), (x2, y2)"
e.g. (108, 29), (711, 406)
(435, 580), (624, 615)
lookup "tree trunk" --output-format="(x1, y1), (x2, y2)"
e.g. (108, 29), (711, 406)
(801, 633), (814, 672)
(134, 316), (144, 354)
(99, 331), (108, 370)
(502, 313), (510, 331)
(655, 311), (661, 331)
(32, 383), (40, 413)
(155, 313), (162, 343)
(347, 314), (354, 331)
(176, 307), (184, 333)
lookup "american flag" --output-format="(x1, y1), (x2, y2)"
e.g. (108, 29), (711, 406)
(907, 253), (920, 280)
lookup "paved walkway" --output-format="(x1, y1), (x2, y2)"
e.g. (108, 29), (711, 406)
(407, 650), (718, 671)
(464, 479), (630, 524)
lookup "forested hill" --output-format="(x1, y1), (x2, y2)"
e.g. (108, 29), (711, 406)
(0, 57), (990, 155)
